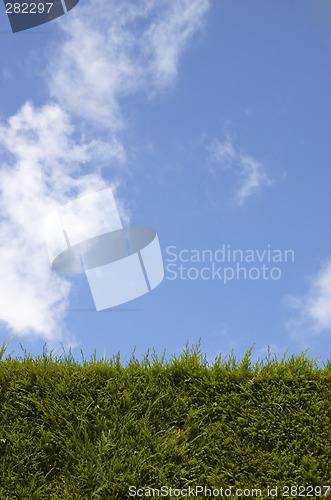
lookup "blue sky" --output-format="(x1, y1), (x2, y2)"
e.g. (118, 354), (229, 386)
(0, 0), (330, 367)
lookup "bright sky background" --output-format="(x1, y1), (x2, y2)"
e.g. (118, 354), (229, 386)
(0, 0), (330, 367)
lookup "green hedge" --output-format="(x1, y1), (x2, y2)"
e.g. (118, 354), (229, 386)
(0, 339), (330, 499)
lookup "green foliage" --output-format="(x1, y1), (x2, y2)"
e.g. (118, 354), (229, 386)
(0, 339), (330, 499)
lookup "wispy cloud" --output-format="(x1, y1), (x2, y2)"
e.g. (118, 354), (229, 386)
(207, 134), (274, 206)
(285, 259), (331, 344)
(308, 261), (331, 330)
(48, 0), (210, 128)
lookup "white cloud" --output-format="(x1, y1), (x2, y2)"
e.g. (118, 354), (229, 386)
(308, 261), (331, 330)
(286, 259), (331, 340)
(208, 134), (274, 205)
(0, 102), (123, 340)
(47, 0), (210, 127)
(209, 135), (236, 163)
(234, 154), (273, 205)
